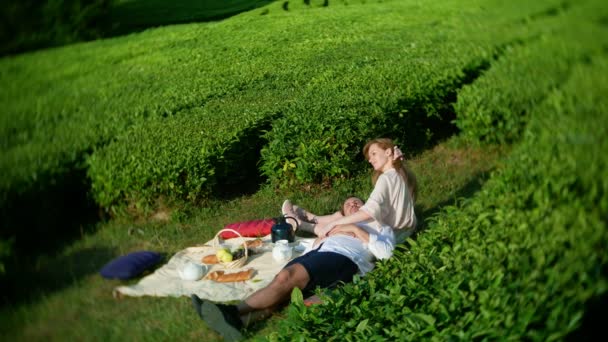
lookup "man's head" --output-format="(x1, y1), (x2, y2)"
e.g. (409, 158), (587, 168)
(341, 196), (364, 216)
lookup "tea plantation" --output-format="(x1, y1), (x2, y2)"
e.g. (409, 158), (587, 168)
(0, 0), (606, 340)
(0, 0), (584, 212)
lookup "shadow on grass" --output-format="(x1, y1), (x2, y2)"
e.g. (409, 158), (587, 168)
(1, 0), (275, 57)
(565, 290), (608, 341)
(106, 0), (275, 37)
(0, 167), (100, 257)
(210, 115), (273, 201)
(0, 166), (106, 308)
(414, 169), (493, 234)
(0, 246), (117, 308)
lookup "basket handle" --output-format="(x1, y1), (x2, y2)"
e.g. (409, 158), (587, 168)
(213, 228), (249, 259)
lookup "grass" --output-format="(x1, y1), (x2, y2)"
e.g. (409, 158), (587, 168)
(0, 136), (507, 340)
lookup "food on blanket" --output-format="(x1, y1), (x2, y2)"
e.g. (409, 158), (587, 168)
(216, 248), (233, 263)
(205, 268), (254, 282)
(245, 239), (263, 248)
(232, 247), (246, 260)
(202, 254), (219, 264)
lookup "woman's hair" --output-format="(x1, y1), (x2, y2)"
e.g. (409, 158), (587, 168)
(363, 138), (418, 201)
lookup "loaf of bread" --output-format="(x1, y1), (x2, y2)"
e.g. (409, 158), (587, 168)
(205, 269), (254, 282)
(245, 239), (263, 248)
(201, 254), (219, 264)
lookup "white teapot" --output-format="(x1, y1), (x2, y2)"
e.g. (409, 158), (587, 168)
(178, 261), (206, 281)
(272, 240), (293, 263)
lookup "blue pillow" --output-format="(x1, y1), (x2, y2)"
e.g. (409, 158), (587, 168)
(100, 251), (162, 280)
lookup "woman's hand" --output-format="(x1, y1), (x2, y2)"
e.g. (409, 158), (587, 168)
(315, 222), (336, 237)
(328, 224), (369, 243)
(316, 210), (373, 237)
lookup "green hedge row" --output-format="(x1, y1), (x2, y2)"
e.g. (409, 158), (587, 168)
(0, 0), (576, 213)
(270, 8), (608, 341)
(87, 89), (285, 210)
(454, 1), (605, 144)
(86, 0), (543, 208)
(274, 52), (608, 342)
(250, 0), (568, 187)
(0, 8), (299, 209)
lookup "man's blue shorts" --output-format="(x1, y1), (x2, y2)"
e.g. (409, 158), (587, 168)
(285, 248), (358, 295)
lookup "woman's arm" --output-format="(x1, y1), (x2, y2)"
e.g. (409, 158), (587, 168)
(313, 211), (343, 227)
(327, 224), (370, 242)
(316, 210), (373, 237)
(328, 224), (395, 260)
(366, 226), (395, 260)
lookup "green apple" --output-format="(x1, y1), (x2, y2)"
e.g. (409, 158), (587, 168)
(216, 248), (233, 263)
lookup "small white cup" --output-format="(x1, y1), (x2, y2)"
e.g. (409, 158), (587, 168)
(272, 240), (293, 263)
(178, 261), (207, 281)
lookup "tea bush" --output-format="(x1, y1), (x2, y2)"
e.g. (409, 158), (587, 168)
(257, 0), (566, 187)
(0, 0), (586, 213)
(84, 0), (561, 208)
(271, 24), (608, 342)
(454, 2), (605, 144)
(87, 90), (284, 209)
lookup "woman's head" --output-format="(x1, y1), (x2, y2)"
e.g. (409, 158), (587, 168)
(363, 138), (417, 201)
(363, 138), (400, 172)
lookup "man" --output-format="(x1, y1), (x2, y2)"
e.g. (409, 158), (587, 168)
(192, 197), (395, 341)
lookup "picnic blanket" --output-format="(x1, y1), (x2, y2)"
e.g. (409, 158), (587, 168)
(113, 235), (314, 302)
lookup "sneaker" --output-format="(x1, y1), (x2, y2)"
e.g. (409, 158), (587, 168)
(281, 200), (300, 227)
(303, 294), (324, 306)
(191, 294), (243, 341)
(281, 199), (293, 217)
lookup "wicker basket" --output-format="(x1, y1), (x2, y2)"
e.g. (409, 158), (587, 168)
(212, 228), (248, 269)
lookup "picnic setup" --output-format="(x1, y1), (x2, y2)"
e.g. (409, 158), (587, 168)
(101, 218), (314, 303)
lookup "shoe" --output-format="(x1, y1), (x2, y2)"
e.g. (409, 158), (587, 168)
(303, 294), (324, 306)
(191, 294), (243, 341)
(281, 199), (293, 217)
(281, 200), (300, 228)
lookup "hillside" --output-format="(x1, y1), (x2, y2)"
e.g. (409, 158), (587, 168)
(1, 0), (607, 340)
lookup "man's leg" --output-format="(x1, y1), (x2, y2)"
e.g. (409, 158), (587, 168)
(192, 263), (310, 339)
(237, 263), (310, 314)
(282, 200), (317, 234)
(282, 200), (316, 222)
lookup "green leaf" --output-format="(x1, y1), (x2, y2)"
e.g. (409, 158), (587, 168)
(291, 287), (304, 305)
(413, 313), (436, 326)
(356, 319), (369, 333)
